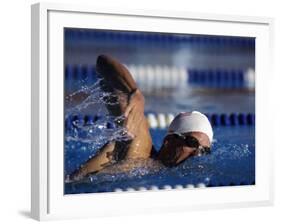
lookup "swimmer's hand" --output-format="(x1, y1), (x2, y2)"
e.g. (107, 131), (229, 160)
(124, 88), (145, 138)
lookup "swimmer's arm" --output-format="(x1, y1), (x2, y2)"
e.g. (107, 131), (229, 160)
(96, 55), (152, 159)
(96, 55), (138, 94)
(96, 54), (149, 143)
(68, 142), (116, 182)
(123, 89), (145, 137)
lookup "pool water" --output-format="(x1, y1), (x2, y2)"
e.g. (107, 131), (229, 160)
(144, 88), (254, 114)
(65, 82), (254, 116)
(64, 126), (254, 194)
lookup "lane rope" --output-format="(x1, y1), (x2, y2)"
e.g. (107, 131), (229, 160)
(111, 179), (255, 192)
(65, 112), (255, 131)
(65, 64), (255, 91)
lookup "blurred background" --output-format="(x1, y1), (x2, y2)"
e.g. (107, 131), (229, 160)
(64, 28), (255, 115)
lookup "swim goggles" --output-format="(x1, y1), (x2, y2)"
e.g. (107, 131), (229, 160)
(165, 132), (211, 155)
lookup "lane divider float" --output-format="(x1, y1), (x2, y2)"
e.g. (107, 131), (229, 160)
(65, 112), (255, 132)
(112, 180), (253, 192)
(65, 64), (255, 92)
(188, 68), (255, 89)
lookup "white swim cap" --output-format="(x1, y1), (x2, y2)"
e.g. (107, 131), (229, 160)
(168, 111), (213, 143)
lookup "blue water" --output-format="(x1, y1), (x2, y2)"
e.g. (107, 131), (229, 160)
(66, 85), (255, 116)
(65, 28), (255, 70)
(64, 125), (255, 194)
(144, 88), (255, 114)
(64, 77), (255, 194)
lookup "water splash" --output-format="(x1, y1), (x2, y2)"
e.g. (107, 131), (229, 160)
(85, 158), (165, 184)
(64, 78), (133, 175)
(65, 78), (121, 114)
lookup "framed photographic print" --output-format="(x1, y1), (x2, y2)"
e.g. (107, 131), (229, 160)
(31, 2), (274, 221)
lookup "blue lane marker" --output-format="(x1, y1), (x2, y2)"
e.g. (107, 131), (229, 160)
(188, 69), (248, 88)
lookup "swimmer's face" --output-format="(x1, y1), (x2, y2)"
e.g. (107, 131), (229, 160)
(157, 132), (211, 167)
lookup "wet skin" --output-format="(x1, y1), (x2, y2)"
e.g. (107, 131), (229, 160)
(157, 131), (211, 167)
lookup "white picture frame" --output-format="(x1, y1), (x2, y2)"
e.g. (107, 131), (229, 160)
(31, 2), (274, 221)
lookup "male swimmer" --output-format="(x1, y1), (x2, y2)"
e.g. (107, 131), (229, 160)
(68, 55), (213, 182)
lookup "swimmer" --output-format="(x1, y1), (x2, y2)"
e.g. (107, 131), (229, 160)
(68, 55), (213, 182)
